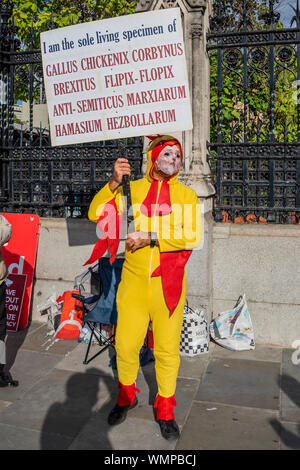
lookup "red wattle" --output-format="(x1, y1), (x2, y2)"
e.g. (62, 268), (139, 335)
(84, 199), (121, 266)
(141, 180), (172, 217)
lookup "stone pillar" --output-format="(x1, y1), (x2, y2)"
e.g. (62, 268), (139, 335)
(137, 0), (215, 210)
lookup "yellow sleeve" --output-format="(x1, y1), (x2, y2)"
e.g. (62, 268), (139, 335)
(158, 190), (202, 252)
(88, 183), (124, 223)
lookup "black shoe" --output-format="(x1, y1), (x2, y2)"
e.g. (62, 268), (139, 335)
(157, 419), (180, 441)
(108, 396), (138, 426)
(0, 373), (19, 388)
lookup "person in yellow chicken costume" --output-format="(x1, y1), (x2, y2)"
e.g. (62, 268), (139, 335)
(87, 135), (202, 440)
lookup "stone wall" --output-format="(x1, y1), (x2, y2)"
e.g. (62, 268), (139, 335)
(31, 218), (300, 348)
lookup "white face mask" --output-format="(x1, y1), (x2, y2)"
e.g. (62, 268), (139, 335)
(155, 145), (181, 176)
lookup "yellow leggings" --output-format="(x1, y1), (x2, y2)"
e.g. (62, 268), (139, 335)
(115, 274), (185, 398)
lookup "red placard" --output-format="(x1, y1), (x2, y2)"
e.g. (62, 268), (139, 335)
(5, 273), (27, 332)
(0, 213), (40, 330)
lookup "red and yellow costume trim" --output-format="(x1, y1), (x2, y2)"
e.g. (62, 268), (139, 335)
(87, 135), (202, 398)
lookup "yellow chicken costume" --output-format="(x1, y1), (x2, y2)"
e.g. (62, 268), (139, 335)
(87, 135), (202, 438)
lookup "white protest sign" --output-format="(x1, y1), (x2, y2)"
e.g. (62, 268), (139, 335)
(40, 8), (193, 146)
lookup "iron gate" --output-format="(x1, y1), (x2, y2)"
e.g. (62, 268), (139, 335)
(207, 0), (300, 224)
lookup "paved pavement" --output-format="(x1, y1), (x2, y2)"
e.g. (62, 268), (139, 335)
(0, 321), (299, 450)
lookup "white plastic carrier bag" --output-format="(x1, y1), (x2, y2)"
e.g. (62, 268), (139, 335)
(180, 304), (209, 356)
(210, 294), (255, 351)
